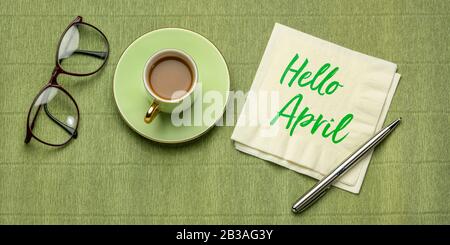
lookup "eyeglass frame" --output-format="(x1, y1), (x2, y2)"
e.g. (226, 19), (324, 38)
(24, 16), (110, 147)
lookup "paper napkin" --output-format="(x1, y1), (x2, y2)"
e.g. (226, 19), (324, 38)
(231, 23), (400, 193)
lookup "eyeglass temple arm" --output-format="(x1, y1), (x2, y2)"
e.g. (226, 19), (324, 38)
(29, 105), (41, 131)
(25, 104), (42, 143)
(43, 104), (78, 138)
(73, 50), (108, 59)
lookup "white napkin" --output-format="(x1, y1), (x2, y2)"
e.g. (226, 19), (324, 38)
(231, 23), (400, 193)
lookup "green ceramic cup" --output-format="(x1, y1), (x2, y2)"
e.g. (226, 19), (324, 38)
(143, 49), (199, 124)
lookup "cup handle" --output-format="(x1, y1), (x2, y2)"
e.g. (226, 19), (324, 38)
(144, 102), (159, 124)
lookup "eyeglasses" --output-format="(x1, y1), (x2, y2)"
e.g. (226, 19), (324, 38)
(24, 16), (109, 147)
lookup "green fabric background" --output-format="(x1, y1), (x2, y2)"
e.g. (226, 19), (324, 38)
(0, 0), (449, 224)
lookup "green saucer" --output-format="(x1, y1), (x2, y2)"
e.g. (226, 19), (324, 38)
(113, 28), (230, 143)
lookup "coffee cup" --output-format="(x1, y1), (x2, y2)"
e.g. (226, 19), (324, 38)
(142, 49), (198, 123)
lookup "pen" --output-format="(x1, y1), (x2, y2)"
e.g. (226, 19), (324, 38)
(292, 118), (402, 213)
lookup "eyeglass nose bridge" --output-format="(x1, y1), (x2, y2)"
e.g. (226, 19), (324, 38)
(49, 66), (63, 85)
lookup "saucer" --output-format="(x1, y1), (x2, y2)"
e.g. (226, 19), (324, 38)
(113, 28), (230, 143)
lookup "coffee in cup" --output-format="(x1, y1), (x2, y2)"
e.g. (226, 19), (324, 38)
(143, 49), (198, 123)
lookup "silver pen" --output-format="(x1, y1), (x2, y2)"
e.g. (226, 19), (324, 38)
(292, 118), (402, 213)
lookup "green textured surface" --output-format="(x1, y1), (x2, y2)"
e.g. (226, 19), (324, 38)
(0, 0), (449, 224)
